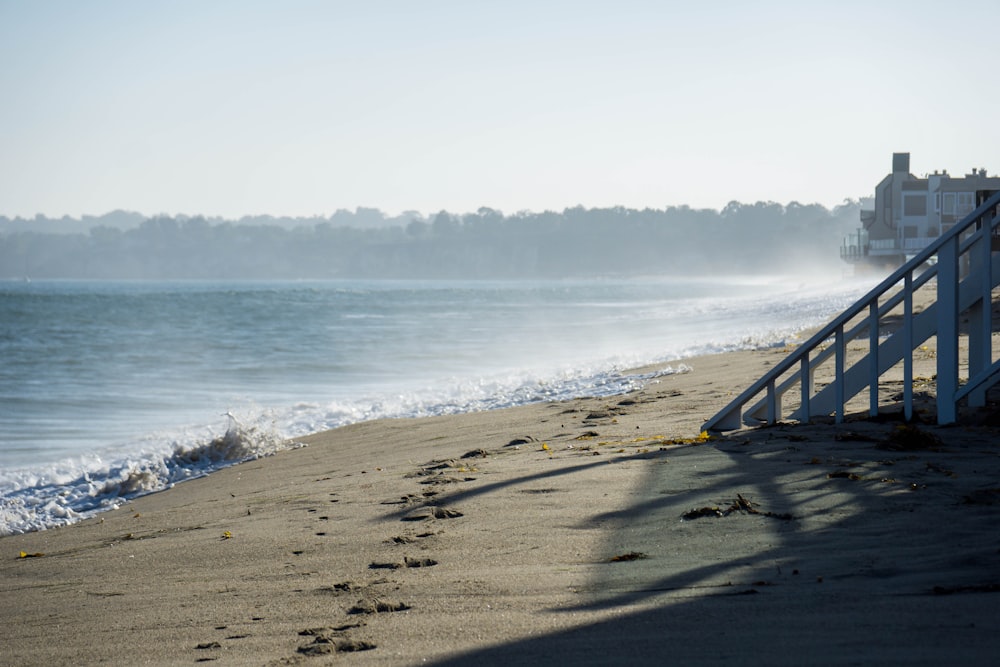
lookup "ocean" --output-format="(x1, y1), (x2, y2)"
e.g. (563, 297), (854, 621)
(0, 275), (874, 535)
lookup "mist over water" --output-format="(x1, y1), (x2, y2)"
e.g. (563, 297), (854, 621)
(0, 273), (875, 534)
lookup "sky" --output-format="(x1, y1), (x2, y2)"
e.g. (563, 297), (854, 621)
(2, 0), (999, 219)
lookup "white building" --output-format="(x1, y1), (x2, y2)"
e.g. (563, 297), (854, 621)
(842, 153), (1000, 270)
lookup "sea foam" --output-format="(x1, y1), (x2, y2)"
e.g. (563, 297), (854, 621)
(0, 411), (293, 536)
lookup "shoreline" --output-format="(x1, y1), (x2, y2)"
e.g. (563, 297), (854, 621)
(3, 336), (1000, 664)
(0, 359), (697, 538)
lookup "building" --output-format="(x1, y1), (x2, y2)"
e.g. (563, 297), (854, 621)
(841, 153), (1000, 270)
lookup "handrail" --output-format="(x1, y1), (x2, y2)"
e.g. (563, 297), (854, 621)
(703, 189), (1000, 431)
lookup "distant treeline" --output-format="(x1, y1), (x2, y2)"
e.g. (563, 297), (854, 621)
(0, 202), (860, 279)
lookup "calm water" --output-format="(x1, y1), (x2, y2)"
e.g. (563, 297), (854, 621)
(0, 275), (872, 534)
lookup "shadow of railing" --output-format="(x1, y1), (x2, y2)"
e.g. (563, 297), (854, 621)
(421, 423), (1000, 666)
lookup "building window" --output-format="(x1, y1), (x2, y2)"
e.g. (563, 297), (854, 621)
(943, 193), (956, 215)
(903, 195), (927, 217)
(957, 192), (975, 216)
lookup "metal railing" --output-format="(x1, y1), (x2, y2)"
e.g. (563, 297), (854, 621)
(703, 189), (1000, 431)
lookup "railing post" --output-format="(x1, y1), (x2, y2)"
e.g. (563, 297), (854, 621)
(937, 236), (960, 424)
(869, 300), (879, 417)
(766, 381), (777, 424)
(903, 272), (913, 421)
(835, 325), (845, 423)
(967, 218), (992, 407)
(713, 405), (744, 431)
(800, 355), (811, 422)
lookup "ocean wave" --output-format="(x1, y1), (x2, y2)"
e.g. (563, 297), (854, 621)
(0, 412), (295, 536)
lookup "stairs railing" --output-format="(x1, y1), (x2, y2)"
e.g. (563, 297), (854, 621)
(703, 189), (1000, 431)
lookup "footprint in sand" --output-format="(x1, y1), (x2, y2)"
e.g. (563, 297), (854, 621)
(381, 494), (422, 506)
(419, 474), (473, 485)
(312, 581), (363, 595)
(300, 623), (364, 637)
(400, 506), (463, 521)
(347, 598), (411, 614)
(368, 557), (438, 570)
(298, 624), (374, 655)
(368, 561), (403, 570)
(298, 639), (376, 655)
(389, 531), (438, 544)
(461, 448), (489, 458)
(404, 460), (455, 478)
(317, 577), (397, 594)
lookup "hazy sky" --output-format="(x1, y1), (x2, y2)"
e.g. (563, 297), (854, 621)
(2, 0), (998, 219)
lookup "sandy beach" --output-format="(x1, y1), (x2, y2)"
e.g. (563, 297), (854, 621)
(3, 323), (1000, 665)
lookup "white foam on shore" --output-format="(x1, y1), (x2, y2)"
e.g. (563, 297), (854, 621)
(0, 411), (291, 536)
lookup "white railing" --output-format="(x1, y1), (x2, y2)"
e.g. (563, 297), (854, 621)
(703, 190), (1000, 431)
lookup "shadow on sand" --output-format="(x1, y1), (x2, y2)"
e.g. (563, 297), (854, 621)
(422, 420), (1000, 666)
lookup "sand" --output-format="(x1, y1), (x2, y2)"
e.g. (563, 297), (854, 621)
(3, 329), (1000, 665)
